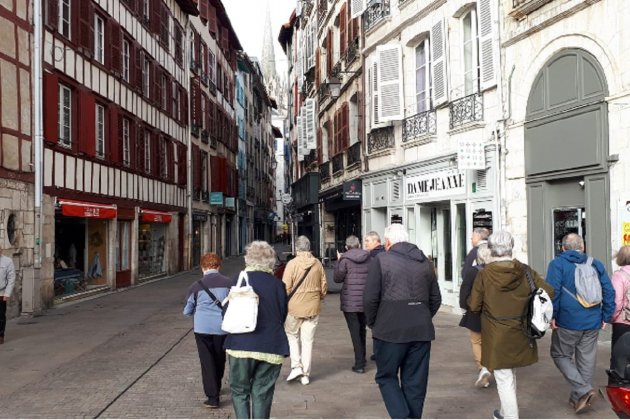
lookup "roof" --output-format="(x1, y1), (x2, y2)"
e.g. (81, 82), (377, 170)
(175, 0), (199, 16)
(277, 9), (297, 53)
(272, 126), (283, 138)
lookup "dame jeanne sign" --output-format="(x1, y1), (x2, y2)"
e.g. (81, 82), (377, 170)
(405, 169), (466, 201)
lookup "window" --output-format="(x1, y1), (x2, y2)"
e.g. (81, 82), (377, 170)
(94, 15), (105, 64)
(159, 5), (169, 49)
(143, 58), (150, 96)
(208, 50), (215, 83)
(95, 104), (105, 158)
(462, 10), (479, 95)
(174, 24), (183, 66)
(161, 74), (167, 110)
(122, 39), (130, 82)
(122, 118), (130, 166)
(159, 138), (168, 179)
(144, 131), (151, 173)
(172, 83), (179, 119)
(201, 152), (208, 191)
(59, 0), (71, 38)
(58, 84), (72, 147)
(143, 0), (150, 22)
(415, 40), (430, 113)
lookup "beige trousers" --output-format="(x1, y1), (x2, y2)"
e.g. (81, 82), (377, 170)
(285, 314), (319, 377)
(469, 330), (483, 369)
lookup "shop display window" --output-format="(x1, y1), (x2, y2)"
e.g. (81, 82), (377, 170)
(138, 223), (166, 279)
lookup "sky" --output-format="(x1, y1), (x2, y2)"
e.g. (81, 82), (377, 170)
(223, 0), (296, 78)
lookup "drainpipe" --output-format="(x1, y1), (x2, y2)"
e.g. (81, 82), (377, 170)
(185, 19), (193, 270)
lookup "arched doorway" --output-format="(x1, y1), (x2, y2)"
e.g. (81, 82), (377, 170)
(525, 48), (610, 274)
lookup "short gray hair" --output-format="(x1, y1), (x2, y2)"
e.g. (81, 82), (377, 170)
(562, 233), (584, 252)
(383, 223), (409, 246)
(488, 231), (514, 258)
(365, 231), (381, 243)
(473, 228), (490, 240)
(244, 241), (277, 271)
(295, 235), (311, 252)
(345, 235), (361, 249)
(476, 243), (492, 265)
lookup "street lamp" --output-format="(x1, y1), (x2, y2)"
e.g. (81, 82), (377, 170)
(326, 71), (361, 99)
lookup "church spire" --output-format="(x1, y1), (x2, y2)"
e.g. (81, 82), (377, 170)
(261, 0), (277, 84)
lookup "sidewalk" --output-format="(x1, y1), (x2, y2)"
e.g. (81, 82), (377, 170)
(0, 248), (617, 418)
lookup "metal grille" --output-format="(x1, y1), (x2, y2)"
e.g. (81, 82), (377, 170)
(449, 93), (483, 129)
(332, 153), (344, 174)
(402, 110), (436, 143)
(367, 126), (395, 154)
(346, 142), (361, 167)
(364, 0), (390, 32)
(320, 161), (331, 181)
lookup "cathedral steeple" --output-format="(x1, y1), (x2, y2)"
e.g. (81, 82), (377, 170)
(261, 0), (278, 84)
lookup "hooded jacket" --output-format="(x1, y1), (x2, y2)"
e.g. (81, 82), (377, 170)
(282, 251), (327, 318)
(364, 242), (441, 343)
(546, 250), (615, 330)
(468, 259), (553, 370)
(0, 255), (15, 297)
(333, 247), (370, 312)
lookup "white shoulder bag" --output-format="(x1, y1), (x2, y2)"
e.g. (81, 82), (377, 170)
(221, 271), (259, 334)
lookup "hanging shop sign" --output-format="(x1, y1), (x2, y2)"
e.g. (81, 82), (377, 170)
(210, 192), (224, 206)
(343, 180), (362, 201)
(192, 212), (208, 222)
(405, 169), (466, 201)
(225, 197), (235, 209)
(58, 199), (117, 219)
(457, 138), (486, 170)
(140, 209), (172, 223)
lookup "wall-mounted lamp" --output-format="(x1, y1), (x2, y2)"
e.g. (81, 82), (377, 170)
(578, 180), (585, 189)
(326, 71), (361, 99)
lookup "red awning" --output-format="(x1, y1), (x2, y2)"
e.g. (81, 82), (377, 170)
(140, 209), (172, 224)
(58, 199), (117, 219)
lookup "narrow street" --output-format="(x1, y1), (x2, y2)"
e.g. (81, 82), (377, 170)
(0, 247), (617, 418)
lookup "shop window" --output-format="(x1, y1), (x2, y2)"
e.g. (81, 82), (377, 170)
(138, 223), (166, 279)
(116, 221), (131, 271)
(6, 214), (16, 246)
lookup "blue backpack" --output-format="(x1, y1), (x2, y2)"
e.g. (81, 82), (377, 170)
(562, 257), (602, 308)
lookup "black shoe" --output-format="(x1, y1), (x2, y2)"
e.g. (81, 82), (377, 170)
(370, 354), (375, 361)
(493, 409), (503, 419)
(203, 399), (219, 409)
(352, 366), (365, 374)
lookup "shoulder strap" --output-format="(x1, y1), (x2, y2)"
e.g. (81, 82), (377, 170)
(196, 279), (224, 310)
(524, 266), (536, 293)
(288, 265), (313, 301)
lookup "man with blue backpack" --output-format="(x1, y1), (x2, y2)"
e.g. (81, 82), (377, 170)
(546, 233), (615, 414)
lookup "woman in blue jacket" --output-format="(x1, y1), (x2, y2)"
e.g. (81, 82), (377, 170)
(183, 253), (232, 409)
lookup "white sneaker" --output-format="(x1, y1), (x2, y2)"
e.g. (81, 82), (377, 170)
(287, 368), (303, 382)
(475, 367), (492, 388)
(300, 375), (310, 385)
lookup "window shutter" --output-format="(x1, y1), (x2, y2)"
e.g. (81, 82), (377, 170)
(180, 87), (188, 125)
(135, 48), (144, 92)
(78, 88), (96, 156)
(109, 21), (121, 74)
(326, 30), (333, 76)
(199, 0), (209, 23)
(46, 0), (58, 30)
(221, 27), (229, 52)
(305, 99), (316, 150)
(350, 0), (365, 19)
(326, 120), (333, 160)
(477, 0), (497, 90)
(377, 44), (403, 122)
(78, 0), (93, 53)
(371, 61), (381, 127)
(136, 126), (145, 172)
(151, 132), (159, 177)
(193, 31), (201, 69)
(108, 104), (120, 163)
(352, 17), (360, 43)
(317, 128), (322, 164)
(430, 18), (448, 106)
(151, 0), (161, 34)
(43, 72), (58, 144)
(343, 102), (349, 150)
(339, 5), (347, 56)
(129, 118), (137, 169)
(191, 79), (199, 128)
(208, 5), (218, 38)
(315, 47), (320, 88)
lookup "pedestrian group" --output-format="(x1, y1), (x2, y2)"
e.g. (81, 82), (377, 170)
(182, 224), (625, 419)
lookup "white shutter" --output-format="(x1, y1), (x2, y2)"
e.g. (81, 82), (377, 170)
(351, 0), (366, 19)
(300, 106), (308, 154)
(296, 0), (302, 17)
(371, 60), (381, 128)
(305, 99), (316, 149)
(477, 0), (496, 90)
(377, 45), (404, 122)
(431, 18), (448, 106)
(297, 45), (303, 89)
(297, 116), (304, 161)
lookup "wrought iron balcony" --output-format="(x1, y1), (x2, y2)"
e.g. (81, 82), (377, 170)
(201, 129), (209, 144)
(210, 135), (217, 149)
(301, 79), (313, 96)
(201, 191), (209, 202)
(510, 0), (554, 19)
(345, 37), (360, 66)
(398, 0), (413, 8)
(208, 80), (216, 96)
(304, 149), (317, 167)
(346, 142), (361, 168)
(364, 0), (390, 32)
(367, 126), (395, 154)
(449, 93), (483, 130)
(330, 60), (342, 79)
(303, 0), (314, 17)
(191, 124), (200, 137)
(318, 0), (328, 24)
(332, 153), (344, 174)
(318, 83), (330, 102)
(402, 109), (437, 143)
(193, 188), (201, 201)
(319, 161), (331, 182)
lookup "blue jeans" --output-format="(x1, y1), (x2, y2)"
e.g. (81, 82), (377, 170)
(373, 338), (431, 419)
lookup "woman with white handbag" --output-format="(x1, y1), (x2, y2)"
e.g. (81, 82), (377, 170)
(224, 241), (289, 419)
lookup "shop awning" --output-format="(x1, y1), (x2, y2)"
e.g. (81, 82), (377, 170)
(140, 209), (172, 223)
(58, 199), (117, 219)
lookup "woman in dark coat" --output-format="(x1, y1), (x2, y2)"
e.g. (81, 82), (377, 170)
(459, 243), (492, 388)
(334, 235), (371, 373)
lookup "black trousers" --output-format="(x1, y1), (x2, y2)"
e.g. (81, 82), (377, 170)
(195, 333), (227, 404)
(343, 312), (367, 369)
(0, 299), (6, 337)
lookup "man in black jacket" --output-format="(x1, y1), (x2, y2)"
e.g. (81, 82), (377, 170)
(364, 223), (442, 419)
(461, 228), (490, 281)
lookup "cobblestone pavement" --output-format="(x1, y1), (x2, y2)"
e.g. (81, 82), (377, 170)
(0, 246), (618, 418)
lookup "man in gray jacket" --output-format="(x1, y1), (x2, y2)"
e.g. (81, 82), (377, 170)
(334, 235), (371, 374)
(0, 249), (16, 344)
(364, 224), (442, 419)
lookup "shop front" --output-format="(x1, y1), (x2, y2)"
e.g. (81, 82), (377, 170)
(138, 209), (172, 281)
(191, 212), (208, 268)
(292, 172), (320, 257)
(54, 199), (116, 298)
(320, 180), (362, 260)
(115, 207), (135, 288)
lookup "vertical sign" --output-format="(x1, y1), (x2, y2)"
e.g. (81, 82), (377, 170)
(457, 138), (485, 170)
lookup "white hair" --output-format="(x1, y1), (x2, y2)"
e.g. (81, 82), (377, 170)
(383, 223), (409, 246)
(295, 235), (311, 252)
(488, 231), (514, 258)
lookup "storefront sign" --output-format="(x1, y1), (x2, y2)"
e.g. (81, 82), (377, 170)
(343, 180), (362, 201)
(192, 212), (208, 222)
(405, 169), (466, 201)
(210, 192), (224, 205)
(457, 138), (486, 170)
(225, 197), (235, 209)
(140, 209), (172, 223)
(58, 199), (117, 219)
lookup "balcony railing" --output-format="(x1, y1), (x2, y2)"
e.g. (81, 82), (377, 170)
(402, 109), (437, 143)
(318, 83), (329, 102)
(210, 135), (217, 149)
(318, 0), (328, 24)
(201, 191), (209, 202)
(330, 60), (342, 79)
(191, 124), (200, 137)
(345, 37), (360, 66)
(304, 149), (317, 167)
(193, 188), (201, 201)
(367, 126), (395, 154)
(201, 129), (209, 144)
(208, 80), (216, 96)
(398, 0), (413, 7)
(301, 79), (313, 96)
(332, 153), (344, 174)
(319, 161), (331, 182)
(510, 0), (554, 19)
(346, 142), (361, 167)
(449, 93), (483, 130)
(364, 0), (390, 32)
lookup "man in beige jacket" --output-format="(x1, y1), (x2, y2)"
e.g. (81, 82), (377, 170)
(282, 235), (327, 385)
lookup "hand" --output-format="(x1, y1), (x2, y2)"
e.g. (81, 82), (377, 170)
(602, 322), (607, 330)
(551, 319), (558, 330)
(336, 250), (342, 259)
